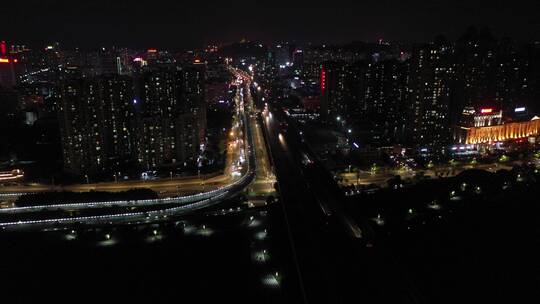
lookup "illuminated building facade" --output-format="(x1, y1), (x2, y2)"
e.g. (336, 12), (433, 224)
(57, 75), (135, 175)
(136, 64), (206, 169)
(177, 63), (206, 147)
(454, 106), (503, 144)
(0, 40), (17, 88)
(466, 117), (540, 144)
(473, 108), (503, 127)
(362, 59), (409, 144)
(406, 40), (455, 152)
(137, 69), (177, 168)
(320, 62), (349, 121)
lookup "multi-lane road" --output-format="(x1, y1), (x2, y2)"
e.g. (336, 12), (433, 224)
(254, 79), (420, 303)
(0, 74), (260, 228)
(0, 110), (248, 201)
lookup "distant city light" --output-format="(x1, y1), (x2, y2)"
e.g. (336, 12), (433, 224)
(480, 108), (493, 114)
(133, 99), (138, 104)
(515, 107), (526, 113)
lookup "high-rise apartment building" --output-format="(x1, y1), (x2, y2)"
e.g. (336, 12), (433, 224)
(57, 75), (134, 175)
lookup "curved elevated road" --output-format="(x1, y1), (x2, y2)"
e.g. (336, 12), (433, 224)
(0, 78), (258, 229)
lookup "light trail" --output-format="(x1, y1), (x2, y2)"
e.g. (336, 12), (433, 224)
(0, 75), (259, 228)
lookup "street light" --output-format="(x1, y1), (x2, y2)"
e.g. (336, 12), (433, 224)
(84, 174), (89, 184)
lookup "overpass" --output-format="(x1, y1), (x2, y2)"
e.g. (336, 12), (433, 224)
(0, 79), (259, 229)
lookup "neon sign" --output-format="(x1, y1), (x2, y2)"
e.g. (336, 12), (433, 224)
(320, 67), (326, 92)
(480, 108), (493, 114)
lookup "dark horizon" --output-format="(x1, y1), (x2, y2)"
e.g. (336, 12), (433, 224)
(1, 1), (540, 49)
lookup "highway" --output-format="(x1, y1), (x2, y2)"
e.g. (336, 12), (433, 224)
(0, 76), (258, 228)
(0, 111), (247, 200)
(0, 154), (234, 199)
(0, 172), (255, 230)
(244, 83), (277, 199)
(255, 81), (420, 303)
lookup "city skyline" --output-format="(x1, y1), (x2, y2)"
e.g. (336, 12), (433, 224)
(2, 25), (540, 178)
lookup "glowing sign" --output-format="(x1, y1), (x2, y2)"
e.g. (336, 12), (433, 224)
(133, 57), (143, 62)
(320, 67), (326, 92)
(147, 49), (157, 53)
(515, 107), (526, 113)
(480, 108), (493, 114)
(0, 41), (6, 55)
(0, 58), (9, 63)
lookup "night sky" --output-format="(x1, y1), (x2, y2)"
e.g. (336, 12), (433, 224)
(1, 1), (539, 49)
